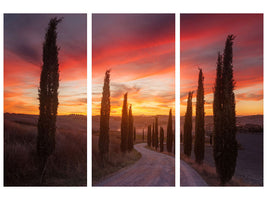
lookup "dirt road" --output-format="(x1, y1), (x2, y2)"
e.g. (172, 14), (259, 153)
(180, 160), (208, 186)
(96, 143), (175, 186)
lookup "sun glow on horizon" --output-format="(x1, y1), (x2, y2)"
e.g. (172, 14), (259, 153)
(92, 14), (175, 117)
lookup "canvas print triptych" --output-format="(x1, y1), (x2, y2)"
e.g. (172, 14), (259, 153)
(3, 13), (263, 187)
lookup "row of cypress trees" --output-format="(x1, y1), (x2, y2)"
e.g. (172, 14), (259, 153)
(147, 109), (174, 153)
(182, 35), (237, 184)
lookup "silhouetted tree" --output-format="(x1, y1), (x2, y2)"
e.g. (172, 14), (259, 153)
(160, 127), (164, 152)
(128, 105), (134, 151)
(183, 91), (193, 157)
(194, 68), (205, 164)
(173, 119), (175, 154)
(213, 35), (238, 185)
(213, 52), (223, 180)
(37, 17), (61, 178)
(147, 125), (152, 146)
(121, 93), (128, 153)
(134, 127), (136, 142)
(167, 108), (173, 152)
(210, 135), (212, 145)
(152, 122), (155, 147)
(155, 117), (159, 150)
(99, 70), (110, 162)
(142, 129), (145, 142)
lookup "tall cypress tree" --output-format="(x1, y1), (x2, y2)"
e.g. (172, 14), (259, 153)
(142, 129), (145, 142)
(128, 105), (134, 151)
(155, 117), (159, 150)
(183, 91), (193, 157)
(121, 93), (128, 153)
(173, 119), (175, 154)
(213, 52), (223, 180)
(167, 108), (173, 152)
(37, 17), (61, 175)
(160, 127), (164, 152)
(152, 122), (155, 147)
(134, 127), (136, 142)
(221, 35), (238, 184)
(147, 125), (152, 147)
(213, 35), (238, 184)
(99, 70), (110, 161)
(194, 68), (205, 164)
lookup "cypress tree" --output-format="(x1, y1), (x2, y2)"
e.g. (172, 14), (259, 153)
(99, 70), (110, 161)
(213, 35), (238, 184)
(155, 117), (159, 150)
(121, 93), (128, 153)
(37, 18), (61, 176)
(183, 91), (193, 157)
(147, 125), (152, 147)
(173, 119), (175, 154)
(152, 122), (155, 147)
(142, 129), (145, 142)
(134, 127), (136, 142)
(180, 131), (182, 145)
(160, 127), (164, 152)
(213, 52), (223, 180)
(128, 105), (134, 151)
(194, 68), (205, 164)
(167, 108), (173, 152)
(222, 35), (238, 184)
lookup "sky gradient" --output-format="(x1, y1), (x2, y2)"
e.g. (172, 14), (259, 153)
(4, 14), (87, 115)
(180, 14), (263, 116)
(92, 14), (175, 116)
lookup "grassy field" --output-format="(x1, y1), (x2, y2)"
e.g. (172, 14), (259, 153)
(92, 131), (141, 185)
(180, 153), (249, 186)
(4, 113), (87, 186)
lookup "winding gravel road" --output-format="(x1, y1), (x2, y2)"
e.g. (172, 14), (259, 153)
(96, 143), (175, 186)
(180, 160), (208, 186)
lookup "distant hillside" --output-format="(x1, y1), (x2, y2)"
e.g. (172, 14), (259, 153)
(4, 113), (87, 131)
(180, 115), (263, 134)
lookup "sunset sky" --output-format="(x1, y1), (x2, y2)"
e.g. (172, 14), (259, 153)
(92, 14), (175, 116)
(180, 14), (263, 116)
(4, 14), (87, 115)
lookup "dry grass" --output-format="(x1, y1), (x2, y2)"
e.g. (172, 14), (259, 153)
(4, 114), (87, 186)
(180, 153), (250, 186)
(92, 131), (141, 185)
